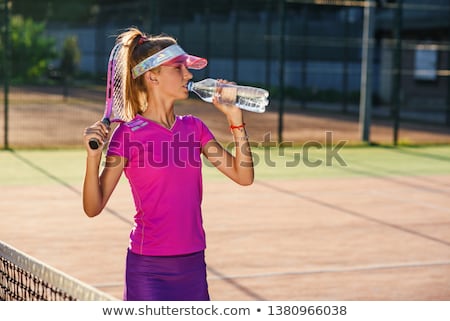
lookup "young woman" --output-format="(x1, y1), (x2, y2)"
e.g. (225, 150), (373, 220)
(82, 27), (254, 301)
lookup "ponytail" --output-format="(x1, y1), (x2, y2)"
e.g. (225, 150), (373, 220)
(116, 27), (176, 120)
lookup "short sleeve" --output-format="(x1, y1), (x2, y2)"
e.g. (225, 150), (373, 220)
(106, 123), (131, 159)
(195, 117), (215, 147)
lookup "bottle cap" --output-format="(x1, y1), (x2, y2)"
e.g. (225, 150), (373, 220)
(132, 44), (207, 79)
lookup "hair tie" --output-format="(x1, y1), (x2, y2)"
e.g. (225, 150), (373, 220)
(138, 36), (147, 45)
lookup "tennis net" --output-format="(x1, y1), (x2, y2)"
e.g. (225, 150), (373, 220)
(0, 241), (116, 301)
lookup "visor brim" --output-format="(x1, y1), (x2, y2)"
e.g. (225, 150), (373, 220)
(132, 44), (208, 78)
(165, 54), (208, 70)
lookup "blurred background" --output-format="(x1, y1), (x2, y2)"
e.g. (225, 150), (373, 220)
(1, 0), (449, 147)
(1, 1), (450, 302)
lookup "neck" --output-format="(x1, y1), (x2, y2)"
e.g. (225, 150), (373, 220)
(141, 99), (176, 129)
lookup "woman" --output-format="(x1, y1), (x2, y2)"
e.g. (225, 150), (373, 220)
(82, 27), (254, 301)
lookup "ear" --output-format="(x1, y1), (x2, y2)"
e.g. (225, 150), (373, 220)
(146, 71), (158, 84)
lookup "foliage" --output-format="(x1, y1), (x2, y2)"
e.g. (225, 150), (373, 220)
(11, 0), (97, 24)
(5, 15), (57, 83)
(60, 36), (80, 78)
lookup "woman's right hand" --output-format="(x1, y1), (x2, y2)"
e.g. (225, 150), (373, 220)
(83, 121), (109, 155)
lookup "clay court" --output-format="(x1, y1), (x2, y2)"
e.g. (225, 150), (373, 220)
(1, 87), (450, 300)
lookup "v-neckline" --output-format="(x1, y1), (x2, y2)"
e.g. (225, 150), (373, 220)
(137, 114), (178, 133)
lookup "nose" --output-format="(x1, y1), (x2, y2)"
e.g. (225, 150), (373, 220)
(182, 65), (193, 80)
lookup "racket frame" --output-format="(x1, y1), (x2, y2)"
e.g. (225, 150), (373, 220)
(89, 43), (123, 150)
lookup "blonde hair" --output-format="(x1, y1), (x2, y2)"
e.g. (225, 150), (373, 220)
(117, 27), (176, 120)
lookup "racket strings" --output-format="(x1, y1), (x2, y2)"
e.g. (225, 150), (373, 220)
(111, 45), (128, 122)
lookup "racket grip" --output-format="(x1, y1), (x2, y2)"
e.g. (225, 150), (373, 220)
(88, 118), (111, 150)
(88, 138), (101, 150)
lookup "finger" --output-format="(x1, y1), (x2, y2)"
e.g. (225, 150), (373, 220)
(85, 132), (107, 149)
(212, 94), (225, 108)
(84, 127), (108, 142)
(94, 121), (110, 136)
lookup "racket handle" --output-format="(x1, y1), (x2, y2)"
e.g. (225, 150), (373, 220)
(88, 118), (111, 150)
(88, 138), (101, 150)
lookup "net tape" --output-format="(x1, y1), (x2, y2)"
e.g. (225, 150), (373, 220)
(0, 241), (115, 301)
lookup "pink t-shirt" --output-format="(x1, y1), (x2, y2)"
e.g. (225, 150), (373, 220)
(107, 114), (215, 256)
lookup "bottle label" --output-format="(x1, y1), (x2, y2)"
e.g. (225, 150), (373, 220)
(218, 85), (237, 106)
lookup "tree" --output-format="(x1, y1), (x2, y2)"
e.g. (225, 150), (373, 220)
(11, 0), (97, 24)
(8, 15), (57, 83)
(60, 35), (81, 99)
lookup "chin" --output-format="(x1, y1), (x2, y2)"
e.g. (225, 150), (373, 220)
(179, 92), (189, 100)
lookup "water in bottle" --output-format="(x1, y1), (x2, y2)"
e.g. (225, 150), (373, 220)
(187, 78), (269, 113)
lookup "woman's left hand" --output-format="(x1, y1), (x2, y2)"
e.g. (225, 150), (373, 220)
(212, 79), (244, 126)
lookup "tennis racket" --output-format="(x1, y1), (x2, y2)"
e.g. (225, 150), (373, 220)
(89, 43), (127, 149)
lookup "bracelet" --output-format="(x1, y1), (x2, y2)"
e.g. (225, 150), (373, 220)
(230, 123), (246, 130)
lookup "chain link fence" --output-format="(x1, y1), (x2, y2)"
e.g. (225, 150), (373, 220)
(1, 0), (449, 148)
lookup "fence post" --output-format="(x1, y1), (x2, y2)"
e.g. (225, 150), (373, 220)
(392, 0), (403, 145)
(264, 0), (273, 91)
(231, 0), (239, 82)
(178, 0), (185, 43)
(300, 4), (308, 110)
(359, 0), (375, 143)
(277, 0), (285, 144)
(151, 0), (160, 33)
(203, 0), (211, 78)
(447, 4), (450, 127)
(342, 7), (349, 114)
(3, 0), (10, 150)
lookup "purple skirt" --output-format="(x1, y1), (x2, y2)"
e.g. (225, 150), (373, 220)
(124, 249), (210, 301)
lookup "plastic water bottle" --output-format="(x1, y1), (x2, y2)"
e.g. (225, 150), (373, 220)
(187, 78), (269, 113)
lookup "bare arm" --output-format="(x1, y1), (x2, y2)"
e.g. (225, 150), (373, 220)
(82, 121), (125, 217)
(203, 135), (254, 186)
(202, 85), (254, 186)
(83, 155), (125, 217)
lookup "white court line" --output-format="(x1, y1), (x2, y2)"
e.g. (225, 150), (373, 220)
(207, 261), (450, 281)
(369, 190), (450, 213)
(93, 261), (450, 290)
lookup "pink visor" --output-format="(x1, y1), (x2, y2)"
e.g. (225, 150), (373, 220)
(132, 44), (207, 79)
